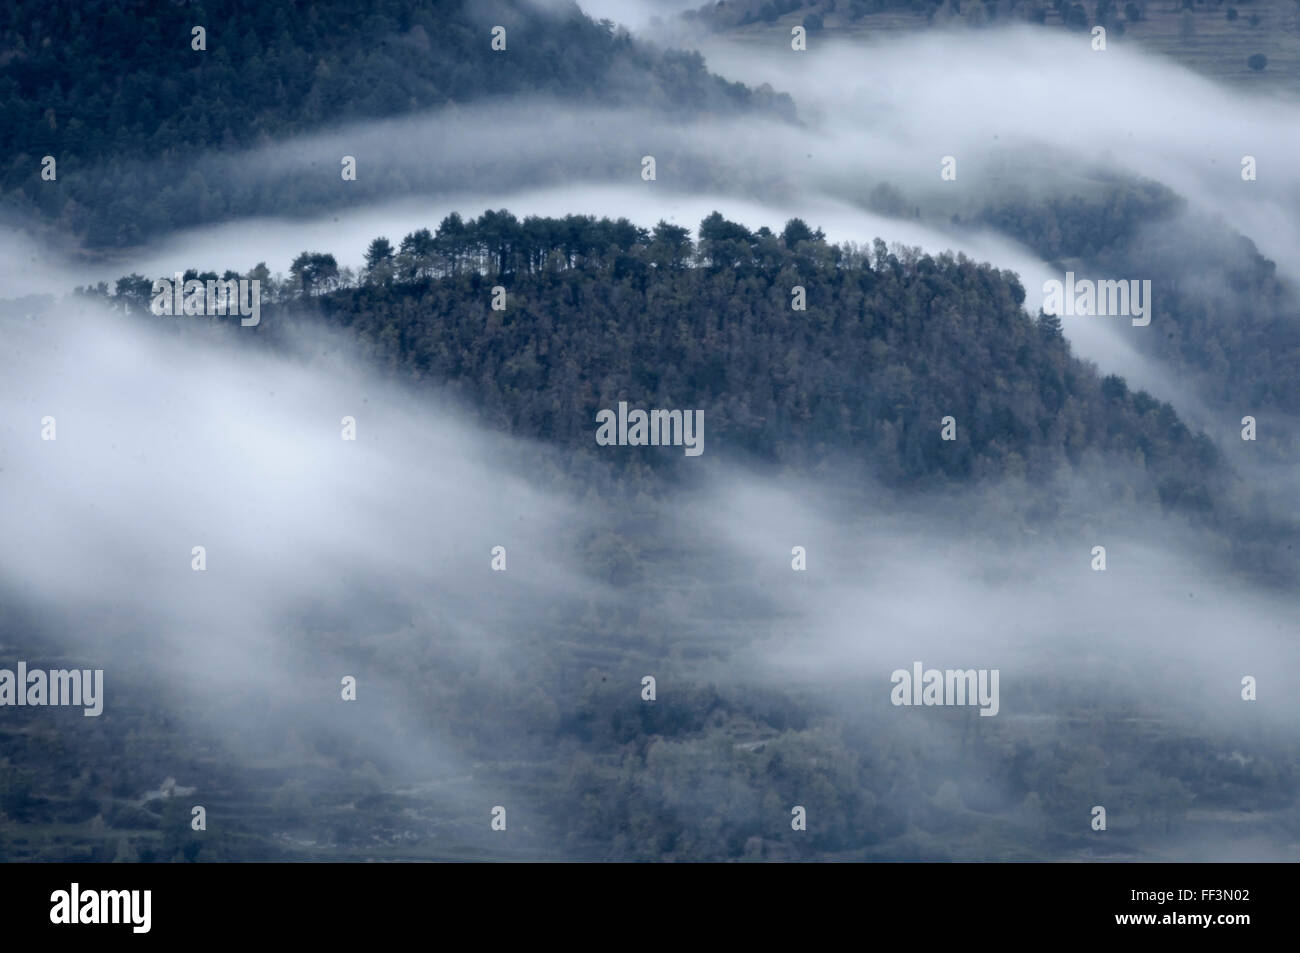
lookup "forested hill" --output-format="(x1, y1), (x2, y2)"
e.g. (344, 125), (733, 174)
(92, 210), (1227, 519)
(0, 0), (792, 245)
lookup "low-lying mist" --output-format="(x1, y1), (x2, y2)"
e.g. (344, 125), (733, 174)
(2, 295), (1295, 859)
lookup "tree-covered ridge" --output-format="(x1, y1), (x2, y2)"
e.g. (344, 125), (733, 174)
(0, 0), (793, 245)
(91, 209), (1225, 514)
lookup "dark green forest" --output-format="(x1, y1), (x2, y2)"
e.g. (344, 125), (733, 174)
(84, 209), (1228, 513)
(77, 207), (1300, 588)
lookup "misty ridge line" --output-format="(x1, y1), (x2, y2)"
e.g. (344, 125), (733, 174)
(3, 0), (801, 247)
(41, 27), (1298, 226)
(18, 20), (1300, 325)
(77, 208), (894, 304)
(695, 26), (1300, 280)
(57, 213), (1300, 598)
(22, 22), (1300, 409)
(81, 205), (1121, 338)
(66, 208), (1232, 471)
(27, 107), (1289, 452)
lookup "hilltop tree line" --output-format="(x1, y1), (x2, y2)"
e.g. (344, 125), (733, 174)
(86, 210), (1227, 522)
